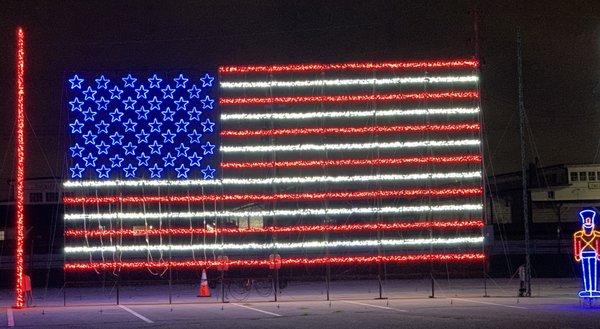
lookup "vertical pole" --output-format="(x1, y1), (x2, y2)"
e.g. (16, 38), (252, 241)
(168, 267), (172, 305)
(484, 272), (489, 297)
(429, 275), (435, 298)
(472, 4), (489, 299)
(273, 269), (279, 302)
(517, 27), (532, 297)
(556, 204), (562, 254)
(14, 27), (26, 309)
(220, 270), (225, 303)
(116, 281), (120, 305)
(168, 189), (172, 305)
(326, 263), (330, 301)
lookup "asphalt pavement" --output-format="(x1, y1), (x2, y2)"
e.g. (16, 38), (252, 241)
(1, 278), (598, 328)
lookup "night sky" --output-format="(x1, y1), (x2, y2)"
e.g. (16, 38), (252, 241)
(0, 0), (599, 193)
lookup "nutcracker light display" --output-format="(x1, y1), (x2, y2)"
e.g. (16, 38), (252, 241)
(574, 207), (600, 298)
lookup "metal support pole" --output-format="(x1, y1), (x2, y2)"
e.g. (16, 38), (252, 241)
(326, 263), (331, 301)
(484, 272), (489, 297)
(429, 275), (435, 298)
(221, 270), (227, 303)
(273, 269), (279, 302)
(116, 281), (120, 305)
(168, 268), (172, 305)
(517, 27), (532, 297)
(377, 274), (384, 299)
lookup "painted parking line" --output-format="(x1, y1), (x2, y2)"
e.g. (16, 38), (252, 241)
(341, 300), (408, 312)
(231, 303), (282, 317)
(7, 308), (14, 327)
(451, 298), (528, 309)
(118, 305), (154, 323)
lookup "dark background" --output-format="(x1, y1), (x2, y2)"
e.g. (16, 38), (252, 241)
(0, 0), (599, 196)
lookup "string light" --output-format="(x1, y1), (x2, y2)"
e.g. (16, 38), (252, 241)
(64, 253), (485, 270)
(64, 236), (484, 253)
(220, 123), (480, 138)
(63, 203), (483, 221)
(63, 171), (481, 189)
(65, 220), (484, 237)
(63, 187), (482, 205)
(220, 91), (479, 105)
(14, 27), (26, 309)
(220, 76), (479, 89)
(218, 59), (479, 74)
(64, 59), (483, 275)
(221, 154), (481, 170)
(220, 139), (480, 153)
(220, 107), (480, 121)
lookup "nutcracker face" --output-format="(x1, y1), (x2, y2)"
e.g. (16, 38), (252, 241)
(579, 208), (598, 230)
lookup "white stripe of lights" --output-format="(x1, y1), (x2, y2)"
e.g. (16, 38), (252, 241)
(220, 76), (479, 89)
(63, 171), (481, 189)
(220, 139), (480, 153)
(64, 236), (484, 253)
(220, 107), (480, 121)
(64, 203), (483, 221)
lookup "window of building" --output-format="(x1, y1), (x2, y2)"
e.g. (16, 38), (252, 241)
(29, 192), (43, 203)
(581, 172), (588, 181)
(45, 192), (59, 202)
(590, 172), (597, 181)
(0, 230), (4, 241)
(547, 191), (555, 199)
(571, 172), (579, 181)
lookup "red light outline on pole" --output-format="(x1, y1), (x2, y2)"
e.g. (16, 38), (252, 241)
(14, 27), (26, 309)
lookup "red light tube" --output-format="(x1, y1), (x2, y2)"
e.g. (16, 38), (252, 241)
(219, 59), (479, 74)
(65, 219), (484, 238)
(220, 91), (479, 105)
(63, 187), (482, 205)
(221, 123), (480, 138)
(64, 253), (485, 270)
(221, 154), (482, 170)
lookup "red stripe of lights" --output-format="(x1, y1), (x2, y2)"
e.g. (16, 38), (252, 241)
(221, 123), (480, 138)
(63, 187), (482, 205)
(14, 27), (26, 309)
(218, 59), (479, 74)
(65, 220), (484, 238)
(220, 91), (479, 106)
(221, 154), (482, 170)
(64, 253), (485, 271)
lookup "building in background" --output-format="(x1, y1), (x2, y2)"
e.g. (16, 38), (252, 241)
(0, 177), (63, 287)
(487, 163), (600, 276)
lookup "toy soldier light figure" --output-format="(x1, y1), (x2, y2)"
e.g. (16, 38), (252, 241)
(573, 208), (600, 298)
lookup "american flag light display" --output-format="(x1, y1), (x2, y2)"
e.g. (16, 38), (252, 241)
(63, 59), (485, 271)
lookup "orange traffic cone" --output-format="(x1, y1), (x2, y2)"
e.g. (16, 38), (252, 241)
(198, 269), (211, 297)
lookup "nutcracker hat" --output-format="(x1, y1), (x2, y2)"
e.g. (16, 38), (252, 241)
(579, 207), (598, 226)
